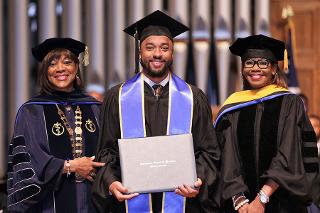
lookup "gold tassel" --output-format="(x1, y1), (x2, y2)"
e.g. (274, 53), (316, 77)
(83, 46), (90, 66)
(283, 49), (288, 73)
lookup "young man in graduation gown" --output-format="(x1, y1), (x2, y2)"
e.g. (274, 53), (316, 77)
(92, 10), (220, 213)
(215, 34), (319, 213)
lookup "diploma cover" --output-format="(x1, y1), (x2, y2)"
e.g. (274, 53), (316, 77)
(118, 133), (197, 193)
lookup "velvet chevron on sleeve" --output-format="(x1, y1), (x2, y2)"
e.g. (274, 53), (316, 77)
(7, 92), (101, 213)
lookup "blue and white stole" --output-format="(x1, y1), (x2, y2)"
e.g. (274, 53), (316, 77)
(119, 72), (193, 213)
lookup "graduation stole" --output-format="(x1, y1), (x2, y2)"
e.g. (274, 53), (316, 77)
(119, 72), (193, 213)
(214, 84), (290, 127)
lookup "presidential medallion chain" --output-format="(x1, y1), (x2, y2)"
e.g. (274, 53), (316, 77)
(55, 104), (85, 182)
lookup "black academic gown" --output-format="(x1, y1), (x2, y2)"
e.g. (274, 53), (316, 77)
(215, 93), (319, 213)
(92, 82), (221, 213)
(7, 91), (101, 213)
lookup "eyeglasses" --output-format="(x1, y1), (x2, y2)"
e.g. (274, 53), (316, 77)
(243, 59), (271, 69)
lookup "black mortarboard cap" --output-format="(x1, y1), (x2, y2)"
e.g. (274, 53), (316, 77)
(124, 10), (189, 41)
(32, 38), (88, 64)
(123, 10), (189, 73)
(229, 34), (285, 62)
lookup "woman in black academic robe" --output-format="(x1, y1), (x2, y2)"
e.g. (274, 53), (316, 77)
(215, 35), (319, 213)
(7, 38), (105, 213)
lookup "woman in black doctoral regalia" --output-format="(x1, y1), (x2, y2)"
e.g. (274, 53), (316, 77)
(7, 38), (105, 213)
(215, 34), (319, 213)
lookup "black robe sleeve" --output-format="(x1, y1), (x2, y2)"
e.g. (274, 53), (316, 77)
(190, 87), (221, 211)
(91, 85), (121, 212)
(216, 112), (249, 202)
(260, 95), (319, 203)
(7, 104), (65, 212)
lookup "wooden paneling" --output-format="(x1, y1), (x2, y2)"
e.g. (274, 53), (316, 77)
(299, 68), (315, 100)
(270, 0), (320, 116)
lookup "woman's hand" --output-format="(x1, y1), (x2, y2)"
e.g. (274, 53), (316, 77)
(247, 196), (265, 213)
(69, 156), (105, 182)
(175, 178), (202, 198)
(238, 203), (249, 213)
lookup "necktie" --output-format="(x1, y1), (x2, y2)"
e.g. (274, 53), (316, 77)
(152, 84), (163, 99)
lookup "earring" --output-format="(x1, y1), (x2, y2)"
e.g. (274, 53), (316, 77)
(272, 72), (278, 83)
(76, 74), (81, 85)
(239, 72), (244, 80)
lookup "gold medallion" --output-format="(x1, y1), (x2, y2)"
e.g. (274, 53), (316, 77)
(85, 119), (96, 132)
(52, 122), (64, 136)
(75, 126), (82, 134)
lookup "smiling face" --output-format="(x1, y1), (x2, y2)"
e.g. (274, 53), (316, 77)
(241, 57), (277, 90)
(46, 52), (78, 92)
(140, 35), (173, 81)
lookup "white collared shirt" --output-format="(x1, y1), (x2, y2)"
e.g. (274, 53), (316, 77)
(144, 74), (169, 89)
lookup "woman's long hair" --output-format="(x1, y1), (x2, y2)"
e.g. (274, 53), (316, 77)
(241, 62), (288, 90)
(38, 48), (84, 94)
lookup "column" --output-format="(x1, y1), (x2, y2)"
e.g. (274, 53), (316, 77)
(192, 0), (210, 92)
(62, 0), (81, 40)
(127, 0), (144, 76)
(235, 0), (251, 38)
(8, 0), (29, 143)
(169, 0), (189, 79)
(255, 0), (270, 35)
(85, 0), (105, 85)
(38, 0), (57, 42)
(146, 0), (162, 14)
(107, 0), (126, 85)
(235, 0), (252, 90)
(214, 0), (232, 103)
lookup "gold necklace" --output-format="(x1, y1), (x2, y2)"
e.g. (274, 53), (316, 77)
(56, 104), (84, 182)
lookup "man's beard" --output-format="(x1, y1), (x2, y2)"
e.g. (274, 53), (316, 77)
(140, 59), (173, 78)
